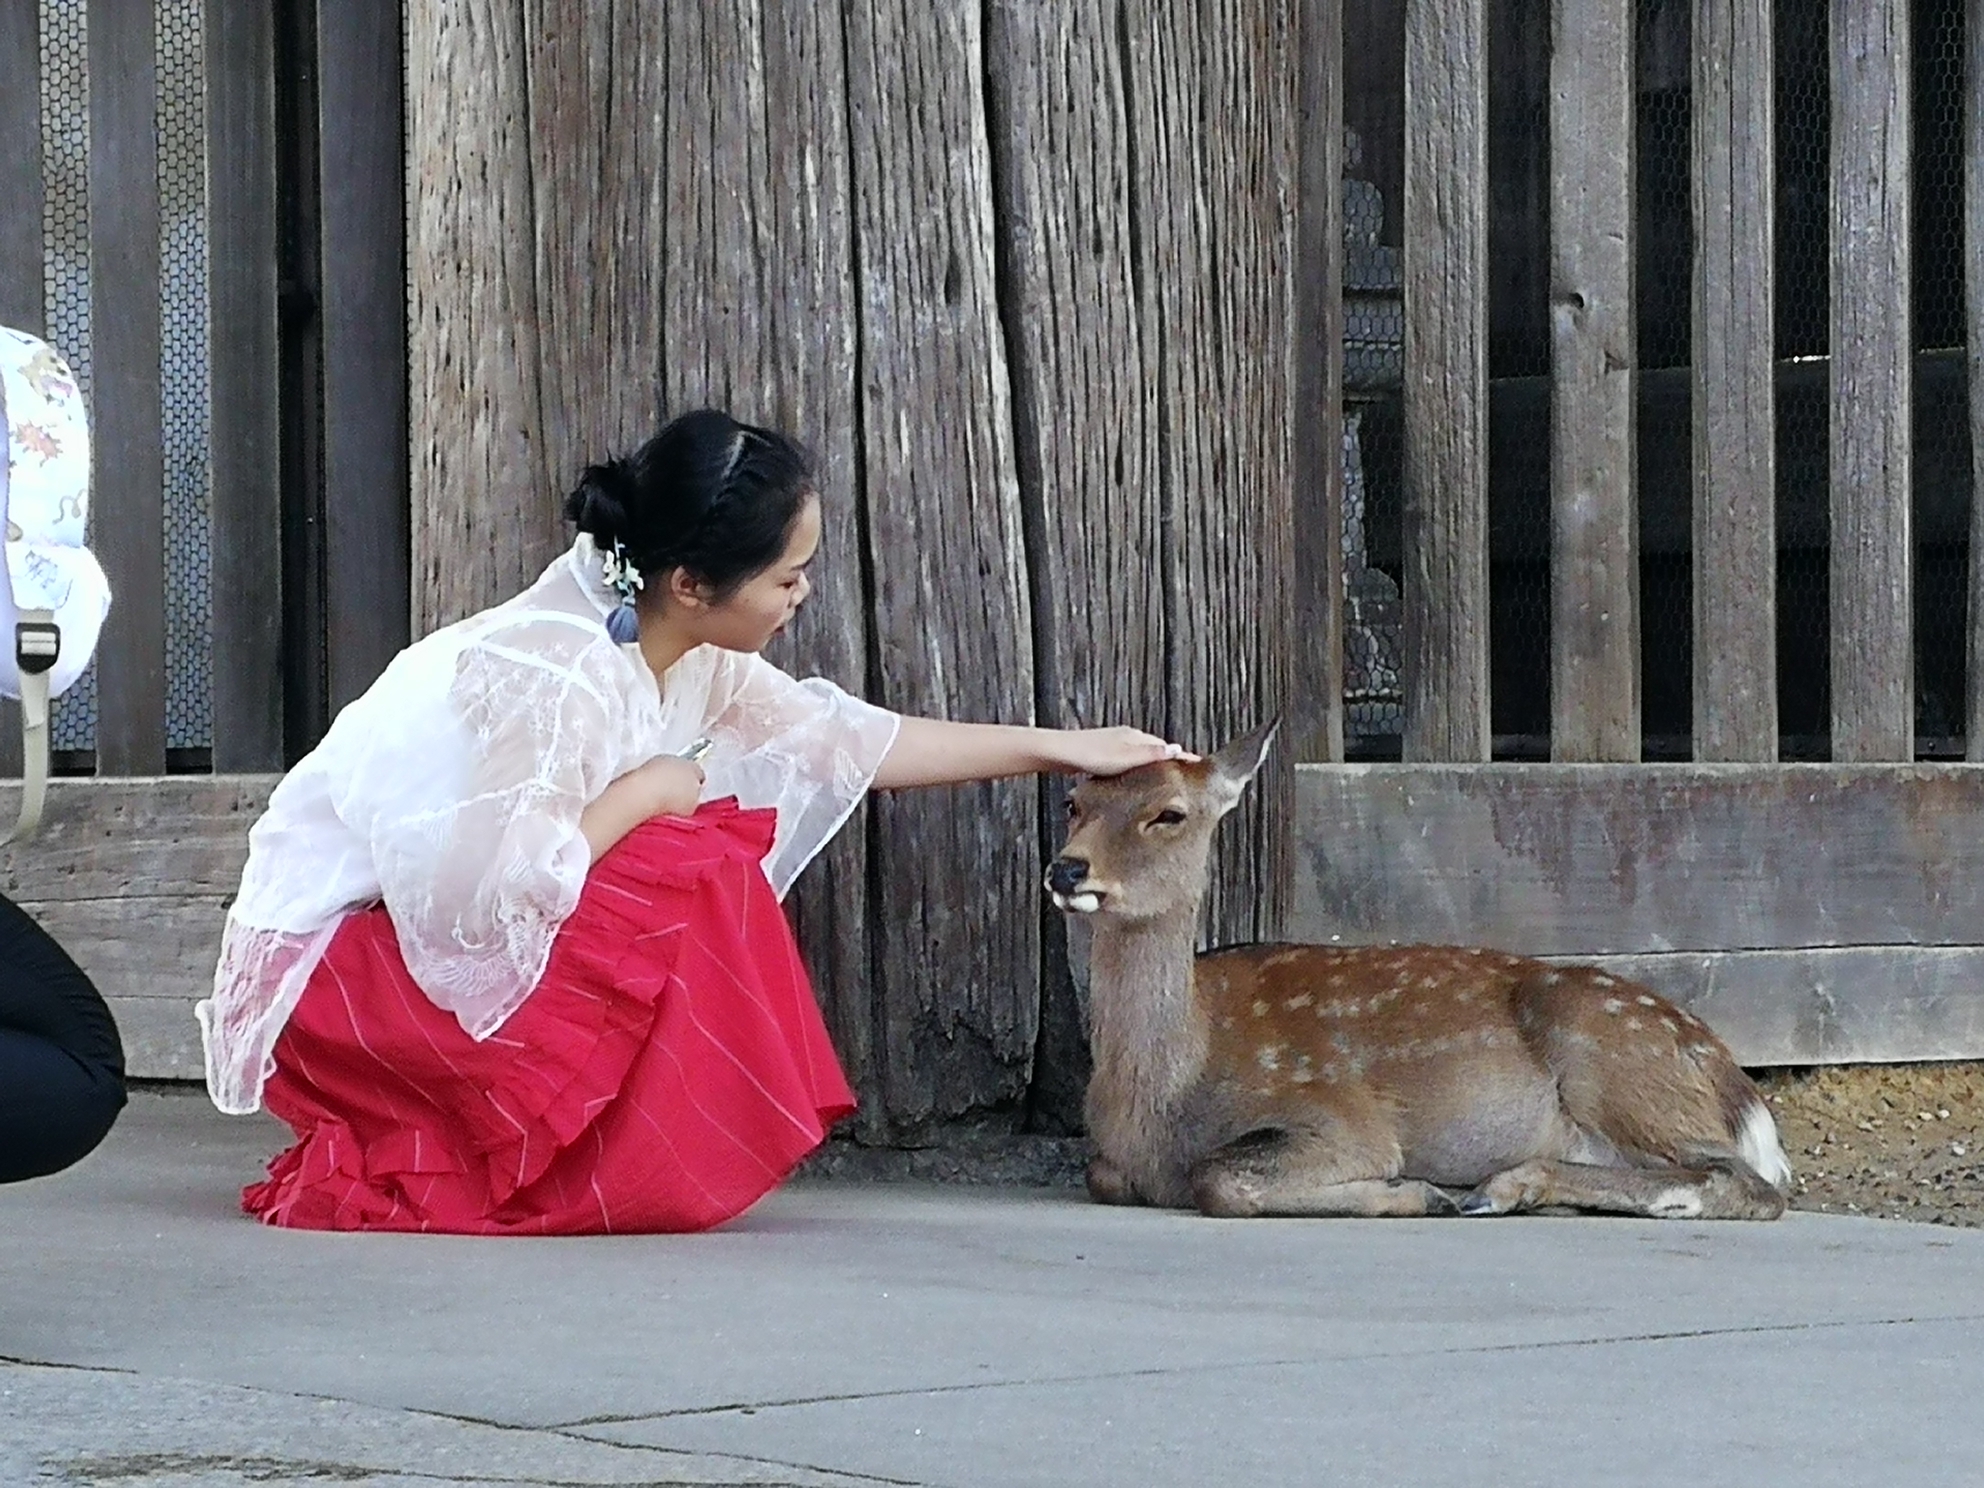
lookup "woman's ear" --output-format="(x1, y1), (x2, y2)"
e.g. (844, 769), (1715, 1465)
(665, 566), (714, 610)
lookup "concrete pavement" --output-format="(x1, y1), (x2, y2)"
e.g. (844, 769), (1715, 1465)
(3, 1089), (1980, 1487)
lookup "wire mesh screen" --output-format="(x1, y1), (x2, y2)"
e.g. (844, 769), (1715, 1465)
(158, 0), (212, 755)
(39, 0), (95, 755)
(33, 0), (214, 764)
(1913, 0), (1972, 754)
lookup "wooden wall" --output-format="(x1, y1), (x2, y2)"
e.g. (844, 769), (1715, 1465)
(406, 1), (1308, 1137)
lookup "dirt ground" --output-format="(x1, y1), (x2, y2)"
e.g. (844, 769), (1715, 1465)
(1756, 1062), (1984, 1227)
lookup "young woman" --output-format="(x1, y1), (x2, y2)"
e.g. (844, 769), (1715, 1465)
(199, 409), (1185, 1234)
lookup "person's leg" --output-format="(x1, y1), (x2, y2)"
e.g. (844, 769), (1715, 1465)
(0, 894), (126, 1183)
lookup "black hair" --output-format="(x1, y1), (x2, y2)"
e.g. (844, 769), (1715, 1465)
(563, 409), (815, 599)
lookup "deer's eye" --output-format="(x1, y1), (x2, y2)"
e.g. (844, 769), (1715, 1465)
(1148, 808), (1188, 829)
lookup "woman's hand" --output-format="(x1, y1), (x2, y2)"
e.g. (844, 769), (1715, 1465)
(580, 754), (705, 861)
(1045, 726), (1199, 778)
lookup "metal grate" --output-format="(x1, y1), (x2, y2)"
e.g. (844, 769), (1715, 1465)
(39, 0), (94, 755)
(158, 0), (213, 753)
(34, 0), (215, 762)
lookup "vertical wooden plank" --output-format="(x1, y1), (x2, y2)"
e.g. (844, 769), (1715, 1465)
(1402, 0), (1490, 762)
(1549, 0), (1638, 761)
(645, 1), (881, 1132)
(1831, 0), (1912, 762)
(88, 0), (166, 775)
(0, 0), (40, 780)
(1693, 0), (1778, 762)
(841, 0), (1041, 1130)
(0, 0), (42, 334)
(318, 2), (409, 710)
(206, 0), (283, 771)
(1968, 0), (1984, 759)
(1294, 0), (1347, 764)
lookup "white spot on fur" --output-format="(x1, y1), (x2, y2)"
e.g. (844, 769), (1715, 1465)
(1419, 976), (1439, 990)
(1625, 1016), (1642, 1031)
(1253, 1000), (1270, 1017)
(1649, 1187), (1704, 1219)
(1456, 990), (1473, 1004)
(1661, 1017), (1678, 1033)
(1290, 1065), (1314, 1084)
(1636, 994), (1657, 1007)
(1603, 997), (1624, 1014)
(1285, 992), (1314, 1011)
(1738, 1100), (1794, 1190)
(1256, 1045), (1282, 1072)
(1594, 974), (1616, 988)
(1543, 972), (1563, 986)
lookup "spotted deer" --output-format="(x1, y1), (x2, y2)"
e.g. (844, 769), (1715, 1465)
(1045, 724), (1792, 1220)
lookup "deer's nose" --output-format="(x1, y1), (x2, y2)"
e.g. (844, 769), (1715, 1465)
(1046, 857), (1090, 896)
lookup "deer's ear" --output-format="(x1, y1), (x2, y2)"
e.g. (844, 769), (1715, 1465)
(1207, 718), (1279, 810)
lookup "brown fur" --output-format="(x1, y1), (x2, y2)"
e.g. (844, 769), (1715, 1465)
(1050, 725), (1789, 1220)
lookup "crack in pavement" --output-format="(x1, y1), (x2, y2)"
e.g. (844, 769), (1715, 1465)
(542, 1309), (1984, 1429)
(41, 1450), (871, 1488)
(0, 1359), (930, 1488)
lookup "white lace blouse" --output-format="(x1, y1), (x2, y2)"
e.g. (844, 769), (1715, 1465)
(197, 536), (900, 1115)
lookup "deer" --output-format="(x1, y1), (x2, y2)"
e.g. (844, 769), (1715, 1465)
(1044, 723), (1792, 1220)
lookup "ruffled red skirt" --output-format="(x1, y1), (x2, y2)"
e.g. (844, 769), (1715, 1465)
(244, 801), (855, 1234)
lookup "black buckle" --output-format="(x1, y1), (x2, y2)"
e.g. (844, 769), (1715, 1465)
(15, 620), (59, 677)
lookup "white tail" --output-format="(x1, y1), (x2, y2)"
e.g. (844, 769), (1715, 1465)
(1046, 724), (1790, 1220)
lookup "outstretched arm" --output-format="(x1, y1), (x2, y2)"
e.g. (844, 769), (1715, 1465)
(872, 716), (1195, 790)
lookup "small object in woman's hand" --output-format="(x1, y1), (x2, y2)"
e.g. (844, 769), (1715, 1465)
(678, 736), (715, 764)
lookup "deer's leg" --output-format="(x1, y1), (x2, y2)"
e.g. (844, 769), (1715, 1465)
(1086, 1155), (1145, 1206)
(1189, 1127), (1460, 1219)
(1459, 1154), (1785, 1220)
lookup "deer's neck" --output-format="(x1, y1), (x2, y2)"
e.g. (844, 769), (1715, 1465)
(1085, 915), (1209, 1139)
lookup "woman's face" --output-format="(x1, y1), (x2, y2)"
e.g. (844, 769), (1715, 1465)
(680, 493), (819, 653)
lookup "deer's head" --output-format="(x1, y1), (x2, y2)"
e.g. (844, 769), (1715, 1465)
(1045, 721), (1277, 922)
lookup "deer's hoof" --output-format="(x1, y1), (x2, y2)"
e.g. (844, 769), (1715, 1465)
(1457, 1190), (1504, 1216)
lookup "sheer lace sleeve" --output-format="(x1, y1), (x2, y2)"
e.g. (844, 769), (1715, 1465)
(352, 620), (635, 1039)
(697, 650), (900, 897)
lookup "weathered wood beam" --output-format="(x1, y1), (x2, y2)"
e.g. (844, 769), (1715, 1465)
(1549, 0), (1639, 761)
(319, 3), (409, 708)
(1294, 0), (1347, 765)
(1830, 0), (1912, 761)
(1692, 0), (1778, 761)
(1402, 0), (1490, 762)
(207, 0), (284, 772)
(1291, 762), (1984, 955)
(88, 0), (165, 774)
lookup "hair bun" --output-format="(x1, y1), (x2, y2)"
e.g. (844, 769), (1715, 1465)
(564, 459), (634, 544)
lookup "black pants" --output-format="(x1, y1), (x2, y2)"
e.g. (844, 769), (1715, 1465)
(0, 893), (126, 1183)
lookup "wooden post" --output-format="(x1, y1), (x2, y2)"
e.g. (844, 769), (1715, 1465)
(1403, 0), (1490, 762)
(0, 0), (40, 780)
(319, 4), (409, 712)
(207, 0), (284, 772)
(1968, 0), (1984, 759)
(1831, 0), (1912, 762)
(1294, 0), (1347, 766)
(1549, 0), (1638, 761)
(1693, 0), (1778, 762)
(88, 0), (165, 775)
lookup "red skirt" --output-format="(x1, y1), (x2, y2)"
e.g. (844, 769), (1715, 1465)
(244, 801), (855, 1234)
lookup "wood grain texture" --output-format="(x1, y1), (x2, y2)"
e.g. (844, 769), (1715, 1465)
(318, 2), (410, 711)
(1118, 0), (1299, 941)
(206, 0), (284, 771)
(1829, 0), (1912, 762)
(1549, 0), (1638, 761)
(842, 0), (1040, 1127)
(88, 0), (166, 774)
(1292, 763), (1984, 956)
(0, 777), (274, 900)
(407, 1), (557, 633)
(1969, 0), (1984, 759)
(1293, 0), (1346, 766)
(1550, 947), (1984, 1068)
(0, 0), (41, 334)
(1691, 0), (1777, 762)
(1402, 0), (1490, 762)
